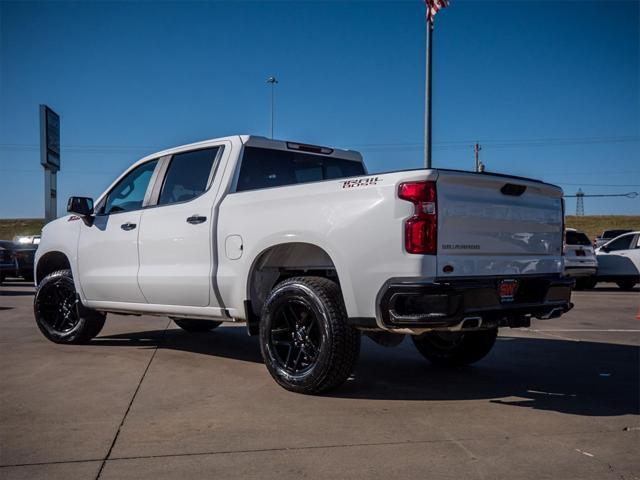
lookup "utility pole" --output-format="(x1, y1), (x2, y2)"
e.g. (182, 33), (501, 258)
(266, 76), (278, 139)
(474, 142), (482, 172)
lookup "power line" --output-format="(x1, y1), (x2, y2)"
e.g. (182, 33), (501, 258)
(1, 135), (638, 153)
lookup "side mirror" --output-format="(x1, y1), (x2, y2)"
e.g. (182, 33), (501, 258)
(67, 196), (94, 217)
(600, 246), (609, 253)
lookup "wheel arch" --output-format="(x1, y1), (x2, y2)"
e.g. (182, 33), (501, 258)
(35, 250), (72, 285)
(245, 242), (346, 320)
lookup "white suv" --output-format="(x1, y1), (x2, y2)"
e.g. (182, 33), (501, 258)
(594, 231), (640, 290)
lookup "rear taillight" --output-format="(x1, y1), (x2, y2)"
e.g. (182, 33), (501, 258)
(398, 181), (437, 254)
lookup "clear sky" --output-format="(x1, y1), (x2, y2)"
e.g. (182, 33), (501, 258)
(1, 0), (638, 218)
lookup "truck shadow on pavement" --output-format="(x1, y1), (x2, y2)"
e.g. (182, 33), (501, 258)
(94, 327), (639, 417)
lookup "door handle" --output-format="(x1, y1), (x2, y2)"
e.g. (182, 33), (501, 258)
(186, 215), (207, 224)
(121, 222), (137, 231)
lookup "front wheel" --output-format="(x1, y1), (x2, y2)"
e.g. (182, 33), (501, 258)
(259, 276), (360, 394)
(412, 329), (498, 367)
(616, 279), (637, 291)
(172, 318), (222, 332)
(34, 269), (106, 344)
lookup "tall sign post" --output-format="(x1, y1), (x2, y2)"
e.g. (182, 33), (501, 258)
(40, 105), (60, 222)
(423, 0), (450, 168)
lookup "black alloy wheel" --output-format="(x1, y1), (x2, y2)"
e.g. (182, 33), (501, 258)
(259, 276), (360, 394)
(268, 298), (323, 376)
(34, 269), (105, 344)
(36, 273), (81, 334)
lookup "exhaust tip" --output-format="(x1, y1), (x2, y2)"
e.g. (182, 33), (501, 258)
(461, 316), (482, 329)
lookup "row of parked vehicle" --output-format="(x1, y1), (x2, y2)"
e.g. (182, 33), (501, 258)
(0, 235), (39, 284)
(564, 228), (639, 290)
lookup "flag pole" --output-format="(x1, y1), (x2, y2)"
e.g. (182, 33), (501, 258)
(424, 17), (433, 168)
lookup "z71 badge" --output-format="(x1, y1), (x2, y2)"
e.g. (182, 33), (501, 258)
(341, 176), (381, 189)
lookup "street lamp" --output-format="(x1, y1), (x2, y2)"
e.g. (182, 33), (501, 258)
(266, 76), (278, 139)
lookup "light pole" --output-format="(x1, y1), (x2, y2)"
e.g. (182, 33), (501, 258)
(424, 22), (433, 168)
(423, 0), (450, 168)
(266, 76), (278, 139)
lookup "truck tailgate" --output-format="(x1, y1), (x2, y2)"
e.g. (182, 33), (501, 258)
(436, 170), (564, 277)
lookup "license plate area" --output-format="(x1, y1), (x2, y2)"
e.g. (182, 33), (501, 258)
(575, 250), (585, 256)
(498, 279), (519, 303)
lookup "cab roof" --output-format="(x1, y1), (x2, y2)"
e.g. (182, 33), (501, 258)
(137, 135), (363, 164)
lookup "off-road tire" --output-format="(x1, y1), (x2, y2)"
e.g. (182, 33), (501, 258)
(412, 329), (498, 367)
(616, 279), (637, 291)
(172, 318), (222, 332)
(259, 276), (360, 394)
(34, 269), (106, 344)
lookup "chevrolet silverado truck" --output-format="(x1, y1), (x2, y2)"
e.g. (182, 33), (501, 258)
(33, 135), (573, 393)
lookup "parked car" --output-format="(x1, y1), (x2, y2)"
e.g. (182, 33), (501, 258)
(593, 231), (640, 290)
(13, 235), (40, 282)
(0, 237), (40, 283)
(563, 228), (597, 289)
(593, 229), (633, 249)
(33, 135), (573, 393)
(0, 243), (17, 284)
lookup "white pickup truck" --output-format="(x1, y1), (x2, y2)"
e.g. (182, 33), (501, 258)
(34, 135), (573, 393)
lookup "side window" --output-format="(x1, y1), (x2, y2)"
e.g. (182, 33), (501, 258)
(605, 234), (634, 251)
(236, 147), (366, 192)
(565, 231), (591, 246)
(103, 160), (158, 215)
(158, 147), (219, 205)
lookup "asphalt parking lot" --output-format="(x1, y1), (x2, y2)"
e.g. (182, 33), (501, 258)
(1, 280), (638, 480)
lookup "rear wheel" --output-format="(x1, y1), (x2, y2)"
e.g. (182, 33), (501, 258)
(574, 277), (597, 290)
(412, 329), (498, 367)
(259, 276), (360, 394)
(172, 318), (222, 332)
(616, 279), (637, 291)
(34, 269), (106, 344)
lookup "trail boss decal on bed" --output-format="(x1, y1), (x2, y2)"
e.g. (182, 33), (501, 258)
(341, 176), (381, 189)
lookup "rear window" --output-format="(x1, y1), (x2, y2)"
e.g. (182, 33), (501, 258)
(565, 231), (591, 246)
(605, 234), (635, 251)
(602, 229), (631, 239)
(236, 147), (365, 192)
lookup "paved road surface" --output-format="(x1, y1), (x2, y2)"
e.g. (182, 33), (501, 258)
(1, 280), (638, 479)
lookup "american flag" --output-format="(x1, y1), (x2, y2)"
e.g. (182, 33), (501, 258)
(425, 0), (450, 24)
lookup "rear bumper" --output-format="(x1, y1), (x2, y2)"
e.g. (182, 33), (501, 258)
(376, 274), (573, 330)
(563, 266), (597, 277)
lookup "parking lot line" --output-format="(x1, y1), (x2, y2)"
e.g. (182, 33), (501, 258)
(531, 329), (640, 332)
